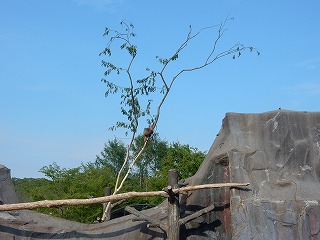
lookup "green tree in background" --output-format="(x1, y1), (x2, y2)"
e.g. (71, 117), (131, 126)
(161, 142), (205, 179)
(150, 142), (206, 192)
(14, 162), (116, 223)
(13, 136), (206, 223)
(95, 138), (127, 172)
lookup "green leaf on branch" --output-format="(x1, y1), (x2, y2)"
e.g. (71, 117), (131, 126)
(171, 53), (179, 61)
(103, 27), (110, 36)
(126, 45), (137, 57)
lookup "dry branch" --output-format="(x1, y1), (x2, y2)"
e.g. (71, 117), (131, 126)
(172, 182), (250, 194)
(0, 182), (249, 211)
(179, 204), (215, 225)
(125, 206), (167, 231)
(0, 191), (167, 211)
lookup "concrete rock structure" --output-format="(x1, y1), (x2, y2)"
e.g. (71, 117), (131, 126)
(1, 109), (320, 239)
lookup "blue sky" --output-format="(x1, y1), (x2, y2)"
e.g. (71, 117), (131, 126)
(1, 0), (320, 178)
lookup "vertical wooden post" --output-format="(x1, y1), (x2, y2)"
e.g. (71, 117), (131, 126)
(103, 187), (111, 220)
(105, 187), (111, 197)
(167, 169), (180, 240)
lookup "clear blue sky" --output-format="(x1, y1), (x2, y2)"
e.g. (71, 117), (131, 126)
(1, 0), (320, 178)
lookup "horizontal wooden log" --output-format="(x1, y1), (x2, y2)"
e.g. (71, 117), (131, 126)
(173, 182), (250, 194)
(0, 191), (168, 211)
(0, 182), (249, 211)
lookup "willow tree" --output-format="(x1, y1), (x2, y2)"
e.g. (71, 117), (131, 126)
(99, 18), (259, 220)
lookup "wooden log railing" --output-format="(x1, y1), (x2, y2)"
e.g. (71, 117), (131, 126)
(0, 182), (249, 211)
(0, 170), (250, 240)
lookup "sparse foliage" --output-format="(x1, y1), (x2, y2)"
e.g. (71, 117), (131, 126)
(99, 18), (259, 220)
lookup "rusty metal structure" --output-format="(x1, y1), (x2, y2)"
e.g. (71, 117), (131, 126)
(1, 109), (320, 239)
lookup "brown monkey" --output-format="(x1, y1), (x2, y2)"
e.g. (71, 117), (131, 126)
(143, 127), (153, 141)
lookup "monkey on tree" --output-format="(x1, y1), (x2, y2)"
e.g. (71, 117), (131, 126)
(143, 127), (153, 141)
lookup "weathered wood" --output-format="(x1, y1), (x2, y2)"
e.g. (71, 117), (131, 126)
(112, 199), (127, 208)
(167, 169), (180, 240)
(0, 182), (249, 211)
(0, 191), (168, 211)
(172, 182), (250, 194)
(179, 204), (215, 225)
(125, 206), (167, 231)
(102, 187), (112, 220)
(105, 187), (111, 196)
(147, 223), (161, 228)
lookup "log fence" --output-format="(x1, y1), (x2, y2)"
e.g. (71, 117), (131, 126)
(0, 169), (249, 240)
